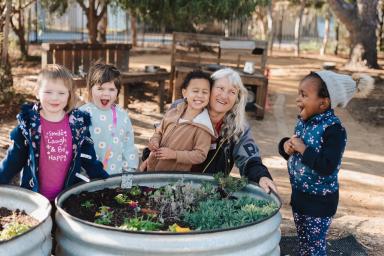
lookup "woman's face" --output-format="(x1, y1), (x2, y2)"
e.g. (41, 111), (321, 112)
(209, 77), (238, 115)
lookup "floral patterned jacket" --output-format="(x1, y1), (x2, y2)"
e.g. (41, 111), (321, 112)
(0, 103), (109, 193)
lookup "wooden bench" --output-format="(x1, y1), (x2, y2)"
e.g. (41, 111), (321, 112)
(170, 32), (268, 119)
(41, 43), (132, 75)
(41, 43), (170, 112)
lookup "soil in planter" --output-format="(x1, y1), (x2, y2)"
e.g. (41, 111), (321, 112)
(62, 181), (279, 232)
(62, 186), (189, 231)
(0, 207), (39, 241)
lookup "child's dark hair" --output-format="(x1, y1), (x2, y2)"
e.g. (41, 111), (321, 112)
(86, 63), (121, 101)
(302, 72), (330, 98)
(181, 70), (213, 90)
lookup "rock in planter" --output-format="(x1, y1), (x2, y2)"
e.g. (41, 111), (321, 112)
(55, 172), (281, 256)
(0, 185), (52, 256)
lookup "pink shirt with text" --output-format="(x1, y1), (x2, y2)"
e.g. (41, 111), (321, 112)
(39, 115), (73, 201)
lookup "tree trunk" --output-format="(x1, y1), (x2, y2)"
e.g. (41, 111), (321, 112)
(1, 0), (13, 93)
(1, 0), (11, 67)
(328, 0), (379, 69)
(11, 1), (29, 60)
(320, 10), (331, 56)
(87, 0), (98, 44)
(267, 0), (274, 54)
(98, 9), (108, 43)
(294, 0), (306, 56)
(334, 21), (339, 55)
(378, 0), (384, 51)
(130, 12), (137, 47)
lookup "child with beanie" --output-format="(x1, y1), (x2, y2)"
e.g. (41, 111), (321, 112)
(278, 70), (374, 255)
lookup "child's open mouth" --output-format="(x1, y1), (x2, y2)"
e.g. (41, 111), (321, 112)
(100, 99), (110, 106)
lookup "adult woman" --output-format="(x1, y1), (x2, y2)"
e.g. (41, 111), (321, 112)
(190, 68), (277, 193)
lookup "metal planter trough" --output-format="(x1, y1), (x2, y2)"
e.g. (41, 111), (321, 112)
(55, 172), (281, 256)
(0, 185), (52, 256)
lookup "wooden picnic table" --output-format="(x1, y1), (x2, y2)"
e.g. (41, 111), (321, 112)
(120, 71), (170, 113)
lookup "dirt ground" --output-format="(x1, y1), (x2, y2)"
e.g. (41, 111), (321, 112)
(1, 49), (383, 255)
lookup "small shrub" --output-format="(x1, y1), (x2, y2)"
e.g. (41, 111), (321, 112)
(94, 206), (113, 225)
(183, 197), (278, 231)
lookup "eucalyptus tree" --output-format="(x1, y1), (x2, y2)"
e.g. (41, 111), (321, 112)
(0, 0), (13, 101)
(41, 0), (110, 44)
(328, 0), (379, 68)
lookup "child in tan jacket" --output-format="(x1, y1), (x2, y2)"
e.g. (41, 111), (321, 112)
(141, 70), (216, 171)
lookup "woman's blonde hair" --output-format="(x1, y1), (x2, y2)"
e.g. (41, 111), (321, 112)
(36, 64), (76, 113)
(211, 68), (248, 141)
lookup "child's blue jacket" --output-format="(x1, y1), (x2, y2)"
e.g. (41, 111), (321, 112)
(0, 103), (109, 193)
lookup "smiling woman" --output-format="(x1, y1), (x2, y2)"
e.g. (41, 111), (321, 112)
(189, 68), (277, 194)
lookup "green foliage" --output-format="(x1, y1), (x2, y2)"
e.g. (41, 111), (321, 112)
(213, 173), (248, 197)
(130, 186), (141, 196)
(149, 180), (219, 223)
(118, 0), (267, 32)
(81, 200), (95, 208)
(114, 193), (130, 204)
(0, 222), (31, 241)
(119, 216), (162, 231)
(94, 206), (114, 225)
(183, 197), (278, 231)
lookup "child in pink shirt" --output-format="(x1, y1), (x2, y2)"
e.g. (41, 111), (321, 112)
(0, 64), (108, 201)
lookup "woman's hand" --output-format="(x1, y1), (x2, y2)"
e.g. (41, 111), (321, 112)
(155, 147), (176, 160)
(259, 177), (278, 194)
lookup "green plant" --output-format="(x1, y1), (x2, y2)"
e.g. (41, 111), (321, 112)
(213, 173), (248, 197)
(129, 186), (142, 196)
(114, 193), (130, 204)
(94, 206), (114, 225)
(0, 222), (31, 241)
(183, 197), (278, 231)
(81, 200), (94, 208)
(119, 217), (162, 231)
(149, 180), (219, 223)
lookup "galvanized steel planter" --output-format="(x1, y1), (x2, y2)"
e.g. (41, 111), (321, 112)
(0, 185), (52, 256)
(55, 173), (281, 256)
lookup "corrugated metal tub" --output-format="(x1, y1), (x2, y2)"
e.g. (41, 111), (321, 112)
(55, 172), (281, 256)
(0, 185), (52, 256)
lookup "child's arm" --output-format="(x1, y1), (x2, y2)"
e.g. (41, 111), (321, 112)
(156, 130), (211, 165)
(0, 127), (28, 184)
(121, 113), (139, 171)
(292, 124), (346, 176)
(80, 130), (109, 179)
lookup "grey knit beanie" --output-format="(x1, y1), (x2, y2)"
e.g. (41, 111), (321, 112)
(315, 70), (374, 108)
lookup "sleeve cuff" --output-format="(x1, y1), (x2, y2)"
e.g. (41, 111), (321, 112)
(278, 137), (290, 160)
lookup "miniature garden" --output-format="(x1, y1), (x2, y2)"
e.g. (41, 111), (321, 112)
(62, 174), (279, 232)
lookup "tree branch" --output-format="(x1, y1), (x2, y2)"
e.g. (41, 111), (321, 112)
(76, 0), (88, 12)
(21, 0), (36, 10)
(327, 0), (358, 29)
(96, 3), (107, 23)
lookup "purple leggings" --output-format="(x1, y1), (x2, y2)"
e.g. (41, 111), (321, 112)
(293, 212), (332, 256)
